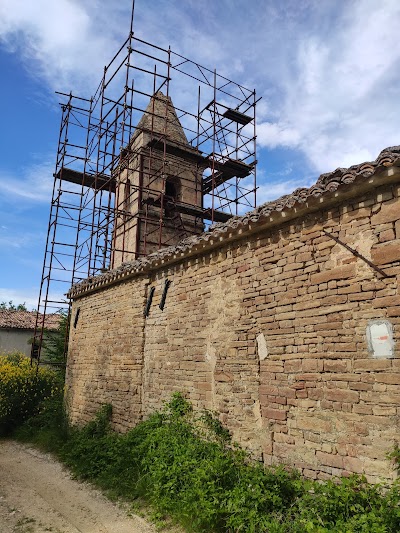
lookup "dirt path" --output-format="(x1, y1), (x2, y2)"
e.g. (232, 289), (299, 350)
(0, 440), (157, 533)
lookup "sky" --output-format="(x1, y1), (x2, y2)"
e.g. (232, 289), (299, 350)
(0, 0), (399, 309)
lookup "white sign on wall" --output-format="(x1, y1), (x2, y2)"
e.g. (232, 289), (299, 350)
(366, 320), (394, 358)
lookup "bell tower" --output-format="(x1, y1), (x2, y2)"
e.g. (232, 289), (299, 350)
(112, 92), (208, 266)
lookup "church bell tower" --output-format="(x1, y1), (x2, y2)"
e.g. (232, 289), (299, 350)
(112, 92), (208, 266)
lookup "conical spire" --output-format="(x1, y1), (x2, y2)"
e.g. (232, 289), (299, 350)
(135, 91), (189, 146)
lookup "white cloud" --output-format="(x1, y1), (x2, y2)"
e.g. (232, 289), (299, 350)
(256, 176), (316, 206)
(0, 287), (39, 310)
(0, 160), (54, 203)
(0, 223), (47, 260)
(0, 287), (67, 311)
(257, 122), (301, 150)
(0, 230), (33, 250)
(0, 0), (120, 94)
(258, 0), (400, 172)
(1, 0), (399, 176)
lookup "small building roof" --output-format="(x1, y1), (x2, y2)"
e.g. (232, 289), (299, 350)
(0, 310), (61, 331)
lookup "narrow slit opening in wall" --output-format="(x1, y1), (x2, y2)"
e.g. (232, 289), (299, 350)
(159, 279), (171, 310)
(144, 286), (155, 317)
(73, 308), (80, 328)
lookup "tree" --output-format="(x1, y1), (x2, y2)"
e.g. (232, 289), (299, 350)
(0, 301), (28, 311)
(42, 312), (69, 367)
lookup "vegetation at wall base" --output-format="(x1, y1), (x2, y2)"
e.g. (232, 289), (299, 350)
(56, 398), (399, 533)
(1, 357), (399, 532)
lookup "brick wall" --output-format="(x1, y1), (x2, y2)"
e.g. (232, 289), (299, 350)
(66, 165), (400, 482)
(66, 277), (147, 431)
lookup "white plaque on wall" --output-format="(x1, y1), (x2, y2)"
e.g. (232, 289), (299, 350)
(366, 320), (394, 358)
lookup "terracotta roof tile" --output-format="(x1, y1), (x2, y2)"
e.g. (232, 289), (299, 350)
(0, 310), (61, 331)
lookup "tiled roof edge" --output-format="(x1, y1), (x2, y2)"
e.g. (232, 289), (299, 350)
(68, 146), (400, 299)
(0, 310), (61, 330)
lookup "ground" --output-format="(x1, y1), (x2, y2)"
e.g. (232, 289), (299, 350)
(0, 440), (158, 533)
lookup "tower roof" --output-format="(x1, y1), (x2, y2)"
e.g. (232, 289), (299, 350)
(135, 91), (190, 146)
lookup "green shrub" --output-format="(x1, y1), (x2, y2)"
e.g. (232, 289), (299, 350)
(60, 404), (121, 479)
(0, 351), (62, 436)
(14, 387), (67, 452)
(276, 475), (399, 532)
(9, 391), (400, 532)
(62, 394), (400, 533)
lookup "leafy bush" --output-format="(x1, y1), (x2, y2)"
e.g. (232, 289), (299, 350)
(61, 404), (121, 479)
(276, 474), (400, 532)
(50, 394), (400, 532)
(9, 390), (400, 532)
(0, 351), (62, 435)
(14, 386), (67, 451)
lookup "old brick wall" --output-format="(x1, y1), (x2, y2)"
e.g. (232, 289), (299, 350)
(67, 167), (400, 482)
(66, 276), (148, 431)
(141, 256), (262, 451)
(251, 184), (400, 482)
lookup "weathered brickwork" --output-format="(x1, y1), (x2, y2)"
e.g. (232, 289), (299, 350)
(66, 277), (147, 431)
(66, 152), (400, 482)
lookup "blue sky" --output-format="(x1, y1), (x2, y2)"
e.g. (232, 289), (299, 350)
(0, 0), (399, 309)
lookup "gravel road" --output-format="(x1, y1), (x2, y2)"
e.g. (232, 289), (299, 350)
(0, 440), (157, 533)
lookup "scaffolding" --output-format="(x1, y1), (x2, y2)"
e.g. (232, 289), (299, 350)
(31, 13), (257, 366)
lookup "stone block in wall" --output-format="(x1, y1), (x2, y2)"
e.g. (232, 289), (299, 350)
(373, 295), (400, 308)
(371, 240), (400, 265)
(311, 264), (355, 285)
(371, 200), (400, 225)
(343, 456), (364, 474)
(374, 373), (400, 385)
(316, 451), (344, 469)
(324, 389), (359, 403)
(353, 359), (392, 372)
(323, 360), (350, 372)
(395, 219), (400, 238)
(263, 407), (287, 421)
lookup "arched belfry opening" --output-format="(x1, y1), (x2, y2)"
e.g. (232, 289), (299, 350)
(165, 177), (180, 201)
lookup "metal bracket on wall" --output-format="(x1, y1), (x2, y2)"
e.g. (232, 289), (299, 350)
(159, 279), (172, 310)
(144, 286), (155, 317)
(322, 230), (389, 278)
